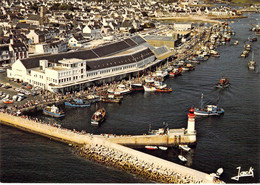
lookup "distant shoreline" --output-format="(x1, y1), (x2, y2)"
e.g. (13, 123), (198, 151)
(153, 15), (248, 23)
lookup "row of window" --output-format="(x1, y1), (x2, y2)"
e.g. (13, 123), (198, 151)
(58, 75), (84, 84)
(47, 77), (57, 83)
(32, 81), (44, 87)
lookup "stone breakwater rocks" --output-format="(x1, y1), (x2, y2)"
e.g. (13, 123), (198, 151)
(74, 144), (204, 184)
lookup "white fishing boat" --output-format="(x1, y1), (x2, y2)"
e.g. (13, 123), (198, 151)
(248, 52), (256, 70)
(143, 84), (156, 92)
(216, 168), (224, 177)
(152, 69), (168, 78)
(154, 81), (167, 89)
(179, 145), (191, 152)
(194, 94), (224, 116)
(158, 146), (168, 151)
(108, 84), (131, 95)
(178, 155), (187, 162)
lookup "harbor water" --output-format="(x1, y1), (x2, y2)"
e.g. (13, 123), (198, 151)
(1, 13), (259, 183)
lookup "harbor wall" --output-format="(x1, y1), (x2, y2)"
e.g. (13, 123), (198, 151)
(0, 112), (92, 145)
(104, 134), (196, 146)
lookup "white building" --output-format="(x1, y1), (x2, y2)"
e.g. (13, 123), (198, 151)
(7, 36), (169, 93)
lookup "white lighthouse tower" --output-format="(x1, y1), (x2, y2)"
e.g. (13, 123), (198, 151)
(186, 108), (196, 142)
(187, 108), (196, 134)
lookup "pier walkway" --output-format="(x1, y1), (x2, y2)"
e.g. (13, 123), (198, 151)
(0, 112), (219, 183)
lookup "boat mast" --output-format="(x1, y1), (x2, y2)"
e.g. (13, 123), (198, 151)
(200, 93), (204, 110)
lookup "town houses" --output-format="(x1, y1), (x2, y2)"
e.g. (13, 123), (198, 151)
(0, 0), (245, 92)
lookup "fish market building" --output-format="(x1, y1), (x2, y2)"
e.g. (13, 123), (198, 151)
(7, 36), (173, 93)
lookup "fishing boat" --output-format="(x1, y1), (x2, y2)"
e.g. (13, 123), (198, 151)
(179, 145), (191, 152)
(182, 63), (195, 71)
(143, 84), (156, 92)
(108, 84), (131, 96)
(194, 94), (224, 116)
(154, 80), (167, 89)
(65, 98), (90, 107)
(86, 94), (100, 103)
(91, 108), (106, 126)
(43, 105), (65, 118)
(241, 50), (249, 58)
(248, 52), (256, 70)
(130, 80), (144, 91)
(178, 155), (187, 162)
(216, 77), (230, 88)
(101, 94), (122, 103)
(245, 44), (251, 51)
(3, 99), (14, 104)
(158, 146), (168, 151)
(178, 149), (187, 162)
(210, 50), (220, 57)
(152, 68), (168, 78)
(169, 68), (182, 77)
(145, 146), (158, 150)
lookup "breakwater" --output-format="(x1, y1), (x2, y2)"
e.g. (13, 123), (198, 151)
(0, 112), (221, 183)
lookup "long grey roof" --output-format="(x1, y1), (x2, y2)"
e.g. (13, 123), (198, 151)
(20, 35), (147, 69)
(86, 48), (154, 71)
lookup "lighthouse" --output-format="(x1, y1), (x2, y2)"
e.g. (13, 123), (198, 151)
(187, 108), (196, 134)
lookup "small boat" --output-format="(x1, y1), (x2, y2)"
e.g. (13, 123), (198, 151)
(43, 105), (65, 118)
(130, 80), (144, 91)
(145, 146), (158, 150)
(91, 108), (106, 126)
(152, 68), (168, 78)
(4, 99), (13, 104)
(216, 78), (230, 88)
(169, 68), (182, 77)
(182, 64), (195, 71)
(179, 145), (191, 152)
(194, 94), (224, 116)
(154, 80), (167, 89)
(233, 40), (239, 45)
(101, 94), (122, 103)
(86, 94), (100, 103)
(216, 168), (224, 177)
(245, 44), (251, 51)
(143, 84), (156, 92)
(210, 50), (220, 57)
(178, 155), (187, 162)
(65, 99), (90, 107)
(158, 146), (168, 151)
(241, 50), (249, 58)
(108, 84), (131, 96)
(248, 52), (256, 70)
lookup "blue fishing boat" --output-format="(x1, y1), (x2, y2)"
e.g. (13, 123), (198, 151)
(43, 105), (65, 118)
(194, 94), (224, 116)
(65, 98), (90, 107)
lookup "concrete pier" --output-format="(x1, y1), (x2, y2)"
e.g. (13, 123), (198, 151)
(0, 112), (221, 183)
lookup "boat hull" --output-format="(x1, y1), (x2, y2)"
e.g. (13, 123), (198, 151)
(43, 109), (65, 118)
(194, 108), (224, 116)
(65, 102), (90, 107)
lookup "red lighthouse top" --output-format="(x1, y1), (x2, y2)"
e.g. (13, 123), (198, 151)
(188, 108), (195, 117)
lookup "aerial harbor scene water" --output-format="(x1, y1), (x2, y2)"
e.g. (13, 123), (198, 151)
(0, 0), (259, 183)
